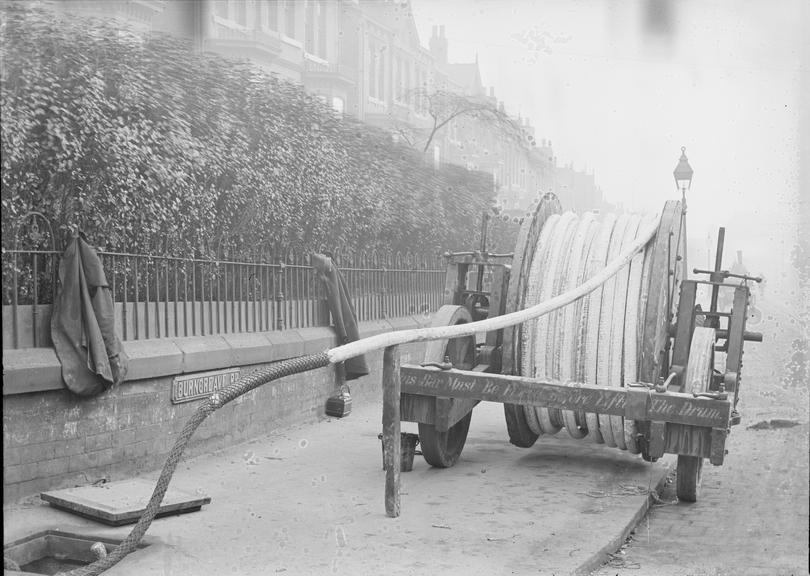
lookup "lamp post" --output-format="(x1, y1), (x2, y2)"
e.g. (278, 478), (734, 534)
(673, 146), (693, 210)
(673, 146), (694, 281)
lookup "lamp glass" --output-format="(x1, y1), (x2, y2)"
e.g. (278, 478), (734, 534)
(673, 147), (693, 191)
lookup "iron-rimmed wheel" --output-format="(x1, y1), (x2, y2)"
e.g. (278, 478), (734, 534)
(676, 326), (715, 502)
(418, 305), (476, 468)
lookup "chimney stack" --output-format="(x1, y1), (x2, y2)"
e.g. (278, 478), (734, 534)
(429, 24), (448, 65)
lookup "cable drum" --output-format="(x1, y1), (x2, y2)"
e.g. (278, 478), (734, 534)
(504, 195), (686, 456)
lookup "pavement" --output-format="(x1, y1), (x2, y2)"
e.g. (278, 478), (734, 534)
(4, 400), (671, 576)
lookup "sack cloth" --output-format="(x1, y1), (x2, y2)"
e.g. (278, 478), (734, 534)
(51, 235), (128, 396)
(311, 253), (369, 380)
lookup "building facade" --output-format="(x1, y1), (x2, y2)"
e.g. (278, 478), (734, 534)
(53, 0), (605, 213)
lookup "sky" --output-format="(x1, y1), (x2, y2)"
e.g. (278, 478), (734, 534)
(410, 0), (808, 300)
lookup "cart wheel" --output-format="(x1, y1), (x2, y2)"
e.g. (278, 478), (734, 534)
(503, 404), (539, 447)
(419, 413), (472, 468)
(676, 326), (715, 502)
(676, 455), (703, 502)
(418, 305), (476, 468)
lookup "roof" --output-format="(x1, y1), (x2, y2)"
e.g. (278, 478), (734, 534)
(444, 62), (484, 95)
(360, 0), (422, 50)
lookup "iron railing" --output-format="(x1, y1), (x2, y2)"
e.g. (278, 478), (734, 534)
(2, 247), (446, 350)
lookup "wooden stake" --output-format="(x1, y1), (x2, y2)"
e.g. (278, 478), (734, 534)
(382, 345), (401, 518)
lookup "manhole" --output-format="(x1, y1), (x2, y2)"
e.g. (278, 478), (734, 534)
(41, 478), (211, 526)
(3, 530), (149, 575)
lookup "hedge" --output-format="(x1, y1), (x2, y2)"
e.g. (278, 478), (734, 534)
(0, 4), (518, 260)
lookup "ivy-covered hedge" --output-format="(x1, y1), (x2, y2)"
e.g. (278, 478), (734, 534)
(0, 5), (517, 259)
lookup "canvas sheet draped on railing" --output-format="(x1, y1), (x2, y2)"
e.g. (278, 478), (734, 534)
(2, 248), (446, 349)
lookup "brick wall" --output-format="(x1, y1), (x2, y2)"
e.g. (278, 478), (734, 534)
(2, 317), (429, 503)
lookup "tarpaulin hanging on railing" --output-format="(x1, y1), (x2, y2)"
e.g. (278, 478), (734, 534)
(311, 252), (368, 380)
(51, 234), (128, 396)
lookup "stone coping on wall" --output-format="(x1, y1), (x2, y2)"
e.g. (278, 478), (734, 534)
(2, 315), (433, 397)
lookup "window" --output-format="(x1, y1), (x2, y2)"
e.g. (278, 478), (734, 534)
(368, 38), (386, 101)
(318, 1), (328, 58)
(395, 56), (409, 102)
(305, 1), (328, 58)
(368, 40), (377, 98)
(332, 96), (345, 114)
(265, 0), (279, 30)
(233, 0), (247, 26)
(305, 1), (315, 52)
(284, 0), (296, 38)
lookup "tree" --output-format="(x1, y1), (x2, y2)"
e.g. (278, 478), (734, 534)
(404, 88), (529, 154)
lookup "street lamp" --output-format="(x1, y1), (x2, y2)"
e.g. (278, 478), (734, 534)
(673, 146), (693, 282)
(673, 146), (693, 208)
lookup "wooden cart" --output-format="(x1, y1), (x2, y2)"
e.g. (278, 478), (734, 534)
(389, 195), (762, 505)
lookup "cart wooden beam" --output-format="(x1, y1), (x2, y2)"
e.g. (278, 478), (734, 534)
(400, 366), (731, 429)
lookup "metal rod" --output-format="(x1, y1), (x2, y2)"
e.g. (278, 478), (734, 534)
(155, 257), (161, 338)
(182, 260), (188, 337)
(191, 259), (197, 336)
(709, 227), (725, 325)
(134, 257), (140, 339)
(32, 253), (39, 346)
(174, 259), (179, 338)
(122, 257), (128, 340)
(208, 263), (213, 335)
(145, 257), (150, 339)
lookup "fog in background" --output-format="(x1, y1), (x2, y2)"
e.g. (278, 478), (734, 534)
(411, 0), (808, 309)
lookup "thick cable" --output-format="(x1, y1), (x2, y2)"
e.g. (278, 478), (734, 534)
(560, 213), (597, 439)
(583, 213), (616, 443)
(58, 353), (330, 576)
(597, 214), (630, 447)
(531, 212), (577, 434)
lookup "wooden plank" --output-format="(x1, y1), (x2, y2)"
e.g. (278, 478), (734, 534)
(434, 396), (452, 431)
(400, 392), (433, 423)
(382, 345), (401, 518)
(663, 423), (712, 458)
(400, 365), (730, 428)
(725, 285), (749, 394)
(647, 393), (729, 427)
(709, 427), (728, 465)
(649, 421), (666, 459)
(670, 279), (698, 391)
(484, 265), (509, 351)
(435, 397), (479, 432)
(442, 263), (464, 306)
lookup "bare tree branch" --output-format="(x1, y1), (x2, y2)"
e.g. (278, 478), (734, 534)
(395, 87), (529, 155)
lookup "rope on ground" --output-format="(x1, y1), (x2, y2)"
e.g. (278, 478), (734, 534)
(57, 353), (330, 576)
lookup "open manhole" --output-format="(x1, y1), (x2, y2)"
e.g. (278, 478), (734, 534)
(3, 530), (149, 575)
